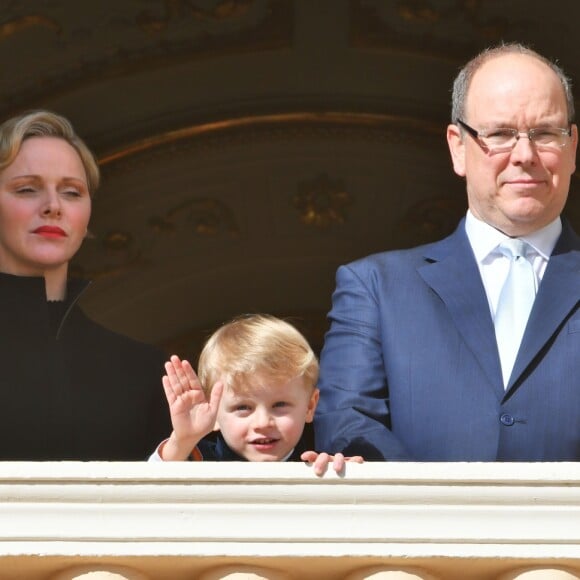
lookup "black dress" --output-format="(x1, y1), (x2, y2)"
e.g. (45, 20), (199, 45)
(0, 272), (170, 460)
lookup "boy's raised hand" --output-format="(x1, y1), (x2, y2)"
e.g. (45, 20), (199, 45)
(160, 355), (223, 460)
(300, 450), (364, 477)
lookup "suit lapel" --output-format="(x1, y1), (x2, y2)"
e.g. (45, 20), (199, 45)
(417, 222), (504, 395)
(509, 223), (580, 389)
(415, 220), (580, 394)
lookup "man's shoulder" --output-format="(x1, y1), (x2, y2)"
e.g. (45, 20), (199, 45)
(344, 240), (444, 273)
(345, 221), (466, 273)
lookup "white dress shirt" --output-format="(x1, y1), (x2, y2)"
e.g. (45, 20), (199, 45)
(464, 210), (561, 318)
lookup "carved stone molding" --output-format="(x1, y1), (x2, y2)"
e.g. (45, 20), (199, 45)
(71, 111), (444, 280)
(0, 462), (578, 579)
(349, 0), (530, 59)
(72, 196), (240, 281)
(136, 0), (263, 33)
(0, 15), (62, 39)
(99, 111), (443, 169)
(0, 0), (292, 114)
(148, 197), (240, 237)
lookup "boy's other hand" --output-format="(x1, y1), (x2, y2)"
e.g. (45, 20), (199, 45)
(301, 450), (364, 477)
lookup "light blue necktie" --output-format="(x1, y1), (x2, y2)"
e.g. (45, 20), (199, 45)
(494, 239), (537, 387)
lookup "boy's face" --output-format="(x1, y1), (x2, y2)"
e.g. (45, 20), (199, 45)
(215, 374), (319, 461)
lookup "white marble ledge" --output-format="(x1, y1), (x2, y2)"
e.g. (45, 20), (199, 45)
(0, 462), (578, 571)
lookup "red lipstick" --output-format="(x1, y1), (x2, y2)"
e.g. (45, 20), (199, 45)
(33, 226), (66, 238)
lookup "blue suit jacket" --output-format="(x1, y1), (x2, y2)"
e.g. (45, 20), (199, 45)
(314, 220), (580, 461)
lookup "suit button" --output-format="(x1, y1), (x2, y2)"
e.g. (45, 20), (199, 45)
(500, 413), (515, 426)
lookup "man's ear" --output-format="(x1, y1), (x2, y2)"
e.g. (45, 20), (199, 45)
(305, 388), (320, 423)
(447, 123), (467, 177)
(569, 124), (578, 174)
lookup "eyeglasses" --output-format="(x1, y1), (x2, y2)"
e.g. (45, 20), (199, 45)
(455, 119), (572, 154)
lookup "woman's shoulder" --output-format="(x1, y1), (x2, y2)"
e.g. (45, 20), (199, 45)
(66, 306), (166, 363)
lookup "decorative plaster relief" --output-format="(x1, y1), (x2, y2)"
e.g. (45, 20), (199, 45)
(294, 173), (352, 229)
(350, 0), (529, 57)
(0, 0), (291, 113)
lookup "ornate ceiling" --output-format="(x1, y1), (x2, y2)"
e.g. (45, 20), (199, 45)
(2, 0), (580, 355)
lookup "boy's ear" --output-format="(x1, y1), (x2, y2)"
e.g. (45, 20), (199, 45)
(305, 388), (320, 423)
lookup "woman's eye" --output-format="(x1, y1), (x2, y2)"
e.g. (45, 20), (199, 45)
(15, 187), (35, 194)
(63, 189), (82, 197)
(234, 405), (251, 412)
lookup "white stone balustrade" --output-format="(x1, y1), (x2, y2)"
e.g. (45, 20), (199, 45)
(0, 462), (578, 579)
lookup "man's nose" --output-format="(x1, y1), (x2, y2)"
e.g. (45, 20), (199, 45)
(510, 133), (537, 163)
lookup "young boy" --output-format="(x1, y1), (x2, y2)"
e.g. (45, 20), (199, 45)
(150, 314), (362, 474)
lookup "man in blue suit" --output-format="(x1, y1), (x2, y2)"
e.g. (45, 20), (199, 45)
(315, 43), (580, 462)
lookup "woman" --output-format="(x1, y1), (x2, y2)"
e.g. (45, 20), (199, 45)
(0, 110), (170, 460)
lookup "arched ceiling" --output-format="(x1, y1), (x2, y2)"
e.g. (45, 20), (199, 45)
(2, 0), (580, 355)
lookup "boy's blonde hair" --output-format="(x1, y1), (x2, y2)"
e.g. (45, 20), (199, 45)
(198, 314), (319, 394)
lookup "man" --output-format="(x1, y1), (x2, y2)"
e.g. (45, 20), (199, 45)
(314, 43), (580, 463)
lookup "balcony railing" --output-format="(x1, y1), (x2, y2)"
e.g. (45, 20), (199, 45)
(0, 462), (578, 579)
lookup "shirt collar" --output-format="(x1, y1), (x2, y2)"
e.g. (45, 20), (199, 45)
(280, 448), (295, 462)
(465, 210), (562, 263)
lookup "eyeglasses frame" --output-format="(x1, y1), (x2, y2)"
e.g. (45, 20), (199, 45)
(455, 119), (572, 153)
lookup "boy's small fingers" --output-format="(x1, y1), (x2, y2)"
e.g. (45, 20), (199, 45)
(169, 356), (182, 373)
(332, 453), (346, 473)
(162, 375), (177, 403)
(165, 361), (183, 389)
(209, 381), (224, 408)
(166, 365), (186, 394)
(313, 453), (330, 476)
(173, 360), (195, 391)
(186, 369), (202, 390)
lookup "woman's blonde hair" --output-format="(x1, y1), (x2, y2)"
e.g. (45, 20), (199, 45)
(0, 110), (100, 194)
(198, 314), (319, 394)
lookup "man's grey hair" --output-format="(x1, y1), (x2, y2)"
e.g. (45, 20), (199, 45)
(451, 42), (575, 125)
